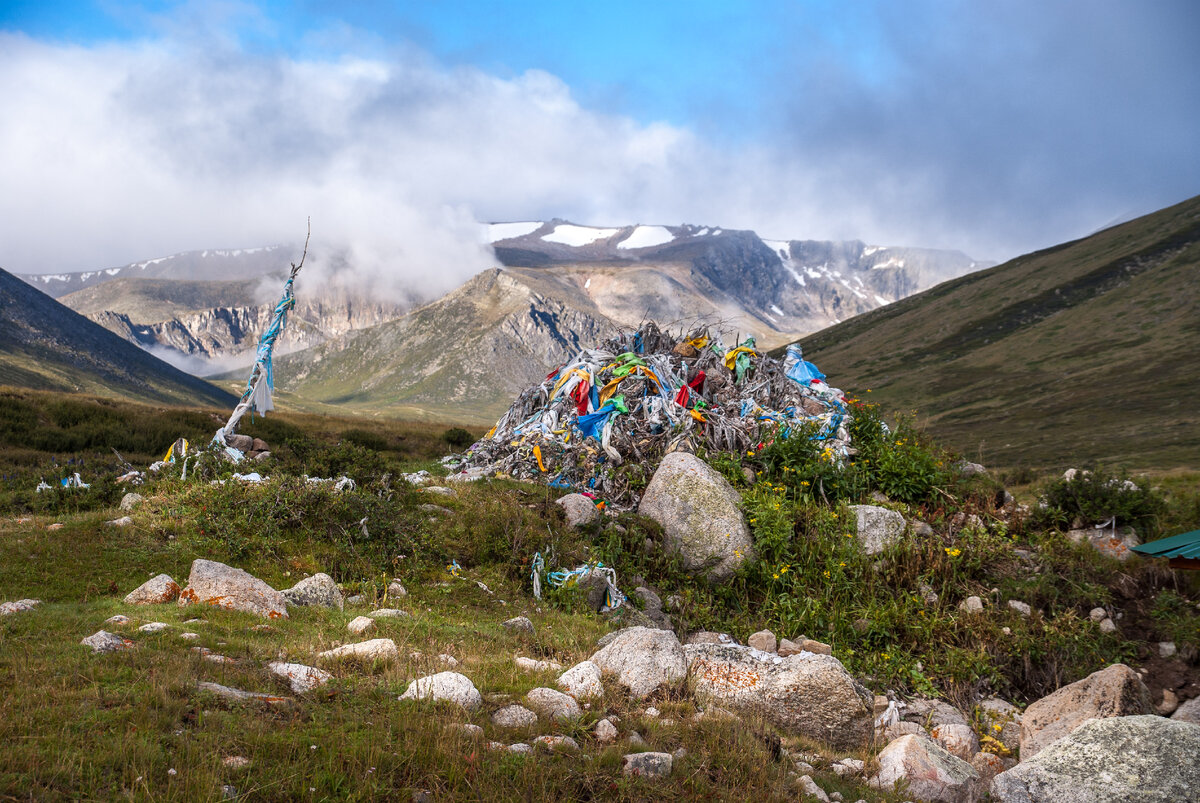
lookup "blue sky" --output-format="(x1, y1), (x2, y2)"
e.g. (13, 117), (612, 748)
(1, 1), (1198, 288)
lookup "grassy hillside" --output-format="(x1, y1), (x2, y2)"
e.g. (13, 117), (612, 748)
(0, 269), (238, 409)
(799, 194), (1200, 470)
(59, 277), (270, 323)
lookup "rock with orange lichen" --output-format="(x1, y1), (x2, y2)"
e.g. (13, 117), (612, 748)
(177, 559), (288, 619)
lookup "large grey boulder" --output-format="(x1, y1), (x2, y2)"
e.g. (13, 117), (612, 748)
(524, 687), (582, 721)
(637, 452), (753, 580)
(124, 574), (181, 605)
(492, 704), (538, 728)
(178, 559), (288, 619)
(281, 573), (343, 610)
(1020, 663), (1153, 758)
(590, 626), (687, 699)
(685, 642), (874, 751)
(992, 715), (1200, 802)
(849, 505), (906, 555)
(557, 660), (603, 700)
(399, 672), (482, 710)
(81, 630), (135, 653)
(872, 734), (983, 803)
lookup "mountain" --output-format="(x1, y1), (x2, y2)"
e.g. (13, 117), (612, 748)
(797, 194), (1200, 470)
(0, 268), (238, 408)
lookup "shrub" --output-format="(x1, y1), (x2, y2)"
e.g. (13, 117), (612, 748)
(342, 428), (389, 452)
(1035, 468), (1167, 537)
(443, 427), (475, 449)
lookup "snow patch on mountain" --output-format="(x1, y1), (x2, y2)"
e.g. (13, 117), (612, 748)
(617, 225), (675, 250)
(487, 221), (543, 242)
(541, 224), (620, 246)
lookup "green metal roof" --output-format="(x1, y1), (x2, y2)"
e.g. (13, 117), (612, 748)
(1131, 529), (1200, 560)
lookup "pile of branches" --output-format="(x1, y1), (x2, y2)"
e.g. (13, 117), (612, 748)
(451, 322), (852, 509)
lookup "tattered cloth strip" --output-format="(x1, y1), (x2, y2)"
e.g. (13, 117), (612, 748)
(448, 322), (852, 509)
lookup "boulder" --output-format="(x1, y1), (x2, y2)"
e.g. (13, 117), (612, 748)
(0, 599), (40, 616)
(685, 642), (874, 750)
(748, 629), (777, 653)
(622, 752), (673, 779)
(991, 715), (1200, 803)
(266, 661), (332, 694)
(124, 574), (181, 605)
(318, 638), (399, 664)
(849, 505), (906, 555)
(637, 451), (753, 580)
(1067, 526), (1141, 561)
(347, 616), (375, 635)
(138, 622), (169, 633)
(959, 596), (984, 614)
(590, 626), (687, 699)
(904, 698), (971, 729)
(594, 718), (618, 742)
(281, 573), (343, 610)
(119, 492), (144, 511)
(557, 660), (604, 700)
(1020, 663), (1153, 758)
(1172, 696), (1200, 724)
(178, 559), (288, 619)
(514, 656), (563, 673)
(871, 734), (982, 803)
(399, 672), (482, 710)
(524, 687), (582, 721)
(81, 630), (134, 653)
(777, 638), (803, 657)
(491, 704), (537, 728)
(198, 681), (288, 704)
(978, 698), (1022, 753)
(533, 735), (579, 752)
(932, 723), (980, 761)
(369, 608), (410, 619)
(502, 616), (534, 634)
(555, 493), (600, 527)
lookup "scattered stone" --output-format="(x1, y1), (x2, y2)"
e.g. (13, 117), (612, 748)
(622, 752), (673, 779)
(492, 704), (538, 728)
(1088, 607), (1106, 622)
(119, 493), (145, 512)
(177, 559), (288, 620)
(849, 505), (906, 555)
(970, 751), (1009, 788)
(871, 734), (982, 803)
(959, 596), (984, 614)
(514, 656), (563, 673)
(958, 461), (987, 477)
(106, 516), (133, 527)
(1099, 617), (1117, 633)
(502, 616), (534, 634)
(881, 721), (928, 743)
(124, 574), (180, 605)
(506, 742), (534, 754)
(387, 580), (407, 597)
(637, 452), (754, 581)
(1007, 600), (1032, 617)
(628, 731), (647, 747)
(345, 594), (365, 606)
(47, 523), (64, 530)
(777, 638), (803, 657)
(594, 718), (618, 743)
(368, 608), (410, 619)
(399, 672), (482, 710)
(1159, 641), (1177, 658)
(686, 642), (874, 750)
(796, 775), (831, 802)
(281, 573), (343, 610)
(590, 626), (687, 699)
(684, 630), (736, 646)
(1067, 525), (1141, 561)
(422, 486), (455, 497)
(81, 630), (134, 653)
(267, 661), (332, 694)
(447, 723), (483, 737)
(0, 599), (40, 616)
(192, 647), (235, 664)
(179, 632), (199, 640)
(1020, 662), (1153, 758)
(418, 504), (454, 516)
(138, 622), (169, 633)
(557, 660), (604, 700)
(103, 614), (130, 626)
(992, 715), (1200, 803)
(197, 681), (287, 704)
(437, 654), (459, 668)
(931, 723), (980, 761)
(525, 687), (582, 721)
(831, 758), (864, 777)
(903, 698), (970, 729)
(533, 735), (579, 752)
(1158, 689), (1179, 716)
(800, 638), (832, 656)
(347, 616), (376, 635)
(222, 756), (251, 769)
(978, 698), (1021, 752)
(1171, 696), (1200, 724)
(748, 629), (777, 653)
(556, 493), (600, 527)
(644, 706), (660, 718)
(318, 638), (399, 664)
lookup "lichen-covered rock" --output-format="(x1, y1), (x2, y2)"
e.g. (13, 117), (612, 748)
(81, 630), (134, 653)
(637, 452), (753, 580)
(266, 661), (332, 694)
(991, 715), (1200, 803)
(931, 723), (980, 761)
(0, 599), (40, 616)
(1020, 663), (1153, 758)
(849, 504), (906, 555)
(178, 559), (287, 619)
(514, 656), (563, 673)
(119, 492), (144, 511)
(492, 704), (538, 728)
(685, 642), (874, 751)
(871, 734), (983, 803)
(124, 574), (181, 605)
(198, 681), (288, 704)
(281, 573), (343, 610)
(524, 687), (582, 721)
(318, 638), (399, 664)
(502, 616), (534, 634)
(622, 751), (673, 779)
(557, 660), (603, 700)
(555, 493), (600, 527)
(594, 718), (618, 743)
(590, 626), (687, 699)
(399, 672), (482, 710)
(346, 616), (375, 635)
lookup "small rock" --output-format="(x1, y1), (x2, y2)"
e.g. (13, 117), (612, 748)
(318, 638), (399, 664)
(345, 594), (366, 606)
(506, 742), (533, 754)
(180, 632), (199, 640)
(557, 660), (604, 700)
(800, 639), (832, 656)
(514, 656), (563, 673)
(81, 630), (135, 653)
(124, 574), (181, 605)
(502, 616), (534, 634)
(871, 734), (982, 802)
(959, 596), (984, 614)
(421, 486), (455, 497)
(387, 580), (407, 597)
(1088, 607), (1107, 622)
(556, 493), (600, 527)
(399, 672), (482, 710)
(267, 661), (332, 694)
(1172, 696), (1200, 723)
(119, 492), (144, 511)
(590, 626), (687, 699)
(778, 638), (803, 657)
(1158, 689), (1179, 716)
(281, 573), (343, 610)
(106, 516), (133, 527)
(138, 622), (169, 633)
(622, 752), (673, 779)
(594, 718), (618, 743)
(850, 504), (906, 555)
(492, 704), (537, 728)
(447, 723), (483, 737)
(222, 756), (251, 769)
(437, 654), (459, 667)
(0, 599), (40, 616)
(533, 735), (579, 752)
(368, 608), (409, 619)
(684, 630), (736, 646)
(748, 629), (777, 653)
(931, 723), (980, 761)
(525, 687), (582, 721)
(1099, 617), (1117, 633)
(1007, 600), (1032, 617)
(970, 751), (1008, 788)
(1159, 641), (1177, 659)
(197, 681), (287, 704)
(628, 731), (647, 747)
(796, 775), (831, 802)
(831, 758), (865, 777)
(347, 616), (376, 635)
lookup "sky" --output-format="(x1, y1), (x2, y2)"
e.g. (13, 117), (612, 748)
(1, 0), (1198, 299)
